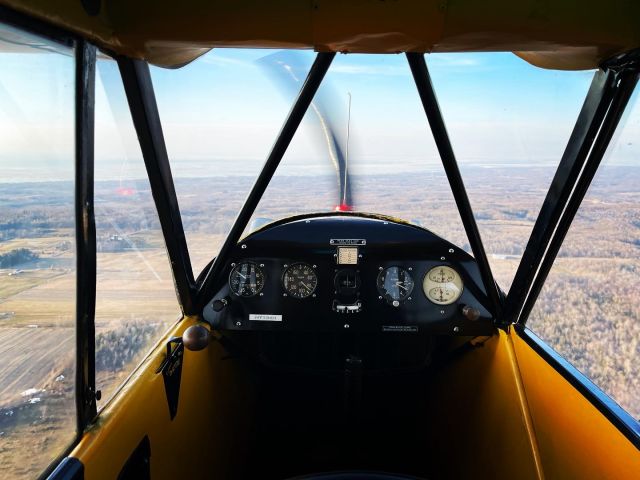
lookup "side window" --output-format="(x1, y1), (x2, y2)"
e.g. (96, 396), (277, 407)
(528, 87), (640, 420)
(94, 57), (179, 407)
(0, 24), (76, 478)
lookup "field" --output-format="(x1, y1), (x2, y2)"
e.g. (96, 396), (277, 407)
(1, 165), (639, 478)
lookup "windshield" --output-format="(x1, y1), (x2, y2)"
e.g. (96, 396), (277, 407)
(150, 49), (593, 290)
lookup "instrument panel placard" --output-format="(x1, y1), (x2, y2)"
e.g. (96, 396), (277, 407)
(337, 246), (359, 265)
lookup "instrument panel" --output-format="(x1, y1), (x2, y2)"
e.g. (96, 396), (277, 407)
(203, 213), (496, 335)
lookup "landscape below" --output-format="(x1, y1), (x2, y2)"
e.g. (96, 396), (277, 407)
(0, 165), (638, 479)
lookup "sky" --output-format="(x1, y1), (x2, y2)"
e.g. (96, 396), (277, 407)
(0, 22), (639, 183)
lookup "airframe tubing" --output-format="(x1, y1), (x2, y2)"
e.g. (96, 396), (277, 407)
(196, 52), (336, 308)
(406, 52), (503, 318)
(117, 57), (197, 315)
(75, 38), (98, 433)
(0, 7), (97, 479)
(502, 69), (618, 324)
(518, 69), (639, 323)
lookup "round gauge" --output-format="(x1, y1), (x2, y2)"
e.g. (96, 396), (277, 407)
(377, 267), (414, 305)
(229, 262), (265, 297)
(423, 265), (463, 305)
(282, 263), (318, 299)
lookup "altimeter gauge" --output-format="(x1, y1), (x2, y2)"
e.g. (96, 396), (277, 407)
(423, 265), (463, 305)
(283, 262), (318, 299)
(229, 262), (265, 297)
(377, 266), (414, 306)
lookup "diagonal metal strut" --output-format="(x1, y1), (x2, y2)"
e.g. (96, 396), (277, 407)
(118, 57), (197, 314)
(512, 68), (639, 324)
(406, 52), (503, 318)
(196, 52), (336, 307)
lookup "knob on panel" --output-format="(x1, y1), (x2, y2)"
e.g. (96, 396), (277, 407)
(182, 324), (210, 351)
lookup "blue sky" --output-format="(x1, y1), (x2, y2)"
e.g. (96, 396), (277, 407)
(1, 39), (639, 183)
(147, 49), (598, 176)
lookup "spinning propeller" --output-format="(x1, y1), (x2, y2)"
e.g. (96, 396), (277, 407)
(258, 51), (355, 212)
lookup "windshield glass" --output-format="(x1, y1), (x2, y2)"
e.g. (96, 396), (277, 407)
(151, 50), (592, 291)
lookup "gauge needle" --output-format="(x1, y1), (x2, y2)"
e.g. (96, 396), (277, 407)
(237, 272), (247, 279)
(396, 282), (408, 291)
(301, 281), (311, 290)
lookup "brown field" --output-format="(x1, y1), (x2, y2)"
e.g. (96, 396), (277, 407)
(1, 166), (639, 478)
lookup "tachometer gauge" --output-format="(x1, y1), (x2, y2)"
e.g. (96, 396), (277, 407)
(377, 266), (414, 306)
(423, 265), (463, 305)
(283, 263), (318, 299)
(229, 262), (265, 297)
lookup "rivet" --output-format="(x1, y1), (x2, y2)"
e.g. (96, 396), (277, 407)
(453, 326), (460, 333)
(440, 310), (445, 315)
(448, 248), (454, 253)
(344, 324), (350, 329)
(440, 256), (446, 261)
(236, 321), (241, 327)
(241, 244), (247, 249)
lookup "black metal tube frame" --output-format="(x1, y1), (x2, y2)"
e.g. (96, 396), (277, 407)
(502, 69), (617, 324)
(196, 52), (336, 307)
(406, 52), (503, 317)
(0, 4), (74, 48)
(75, 38), (98, 433)
(517, 69), (639, 323)
(0, 6), (96, 480)
(504, 66), (639, 325)
(117, 57), (197, 315)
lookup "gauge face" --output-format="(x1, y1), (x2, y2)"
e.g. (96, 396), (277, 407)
(229, 262), (265, 297)
(283, 263), (318, 299)
(423, 265), (463, 305)
(377, 266), (414, 304)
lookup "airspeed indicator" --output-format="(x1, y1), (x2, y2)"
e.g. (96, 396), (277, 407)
(283, 263), (318, 299)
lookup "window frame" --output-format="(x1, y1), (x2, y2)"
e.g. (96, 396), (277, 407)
(516, 325), (640, 449)
(0, 5), (87, 480)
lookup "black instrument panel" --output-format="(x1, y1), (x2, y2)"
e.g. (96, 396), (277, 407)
(203, 213), (496, 335)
